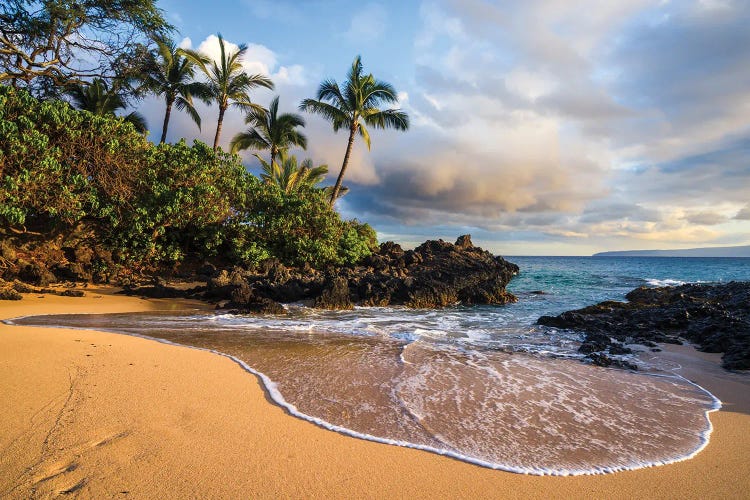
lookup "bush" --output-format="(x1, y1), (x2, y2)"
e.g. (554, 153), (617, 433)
(0, 86), (378, 277)
(109, 140), (249, 265)
(240, 184), (376, 268)
(338, 219), (378, 264)
(0, 86), (147, 229)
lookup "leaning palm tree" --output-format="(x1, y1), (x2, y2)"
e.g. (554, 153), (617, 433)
(255, 151), (332, 195)
(186, 34), (274, 150)
(66, 78), (148, 133)
(300, 55), (409, 205)
(139, 38), (211, 143)
(230, 95), (307, 166)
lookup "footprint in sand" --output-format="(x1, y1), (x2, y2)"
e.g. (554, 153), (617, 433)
(89, 430), (130, 448)
(33, 461), (78, 485)
(58, 478), (87, 495)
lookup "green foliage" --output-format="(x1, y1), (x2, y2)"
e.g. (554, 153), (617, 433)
(110, 140), (249, 264)
(137, 38), (211, 143)
(230, 95), (306, 163)
(0, 85), (148, 229)
(240, 183), (374, 268)
(339, 220), (378, 264)
(0, 0), (171, 95)
(66, 78), (148, 133)
(0, 86), (376, 273)
(256, 151), (329, 195)
(300, 55), (409, 204)
(184, 34), (274, 150)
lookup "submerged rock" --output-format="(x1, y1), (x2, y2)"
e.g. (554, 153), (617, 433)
(538, 281), (750, 370)
(587, 352), (638, 371)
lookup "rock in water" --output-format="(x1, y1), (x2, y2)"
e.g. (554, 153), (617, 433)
(204, 235), (519, 312)
(315, 277), (354, 310)
(351, 235), (519, 308)
(538, 281), (750, 370)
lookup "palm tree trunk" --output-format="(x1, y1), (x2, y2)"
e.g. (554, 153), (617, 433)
(330, 125), (357, 206)
(270, 146), (277, 168)
(213, 105), (226, 150)
(160, 98), (173, 144)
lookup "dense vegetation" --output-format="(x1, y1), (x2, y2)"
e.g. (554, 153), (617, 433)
(0, 87), (376, 282)
(0, 0), (406, 285)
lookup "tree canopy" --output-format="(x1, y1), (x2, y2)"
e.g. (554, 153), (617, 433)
(300, 55), (409, 205)
(230, 95), (307, 166)
(0, 86), (377, 277)
(185, 34), (273, 150)
(0, 0), (171, 95)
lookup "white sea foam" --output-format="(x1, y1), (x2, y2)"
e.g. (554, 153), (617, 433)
(131, 332), (724, 475)
(646, 278), (687, 287)
(645, 278), (711, 287)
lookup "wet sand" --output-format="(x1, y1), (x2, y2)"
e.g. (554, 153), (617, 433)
(1, 288), (749, 498)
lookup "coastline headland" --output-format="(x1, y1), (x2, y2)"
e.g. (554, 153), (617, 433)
(120, 234), (519, 312)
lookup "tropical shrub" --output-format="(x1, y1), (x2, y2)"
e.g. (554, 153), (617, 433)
(110, 140), (250, 265)
(338, 219), (378, 264)
(240, 184), (376, 268)
(0, 86), (377, 278)
(0, 86), (147, 230)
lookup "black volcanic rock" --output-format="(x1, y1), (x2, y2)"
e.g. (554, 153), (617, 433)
(203, 235), (518, 312)
(538, 281), (750, 370)
(315, 276), (354, 310)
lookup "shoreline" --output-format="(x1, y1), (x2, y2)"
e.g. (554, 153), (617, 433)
(1, 289), (749, 498)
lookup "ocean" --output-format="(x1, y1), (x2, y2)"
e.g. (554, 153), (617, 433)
(11, 256), (750, 475)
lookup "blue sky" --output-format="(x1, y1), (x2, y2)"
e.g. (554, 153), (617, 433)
(137, 0), (750, 256)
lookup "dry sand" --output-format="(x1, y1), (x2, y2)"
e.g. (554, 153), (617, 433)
(1, 288), (748, 499)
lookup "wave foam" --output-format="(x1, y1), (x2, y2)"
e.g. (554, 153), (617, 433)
(27, 319), (718, 476)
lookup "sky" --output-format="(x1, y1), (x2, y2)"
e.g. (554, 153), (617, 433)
(138, 0), (750, 256)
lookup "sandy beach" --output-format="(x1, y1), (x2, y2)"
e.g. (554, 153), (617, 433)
(1, 289), (749, 499)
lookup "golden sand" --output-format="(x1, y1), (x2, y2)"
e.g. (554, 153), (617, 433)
(1, 289), (748, 498)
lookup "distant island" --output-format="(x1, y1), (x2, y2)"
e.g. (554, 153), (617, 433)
(593, 245), (750, 258)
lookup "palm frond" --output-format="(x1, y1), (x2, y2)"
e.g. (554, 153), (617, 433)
(324, 185), (349, 199)
(299, 55), (409, 203)
(231, 129), (270, 154)
(358, 123), (371, 150)
(185, 81), (213, 104)
(124, 111), (148, 134)
(362, 108), (409, 130)
(317, 79), (347, 108)
(299, 99), (350, 131)
(181, 48), (210, 76)
(285, 128), (308, 150)
(362, 81), (399, 106)
(175, 96), (201, 128)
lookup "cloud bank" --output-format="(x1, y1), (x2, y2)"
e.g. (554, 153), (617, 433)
(140, 1), (750, 254)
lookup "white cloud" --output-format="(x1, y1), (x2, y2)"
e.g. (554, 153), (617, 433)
(505, 69), (558, 102)
(192, 34), (307, 87)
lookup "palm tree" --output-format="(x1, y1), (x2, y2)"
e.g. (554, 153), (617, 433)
(186, 34), (274, 150)
(255, 151), (331, 195)
(300, 55), (409, 205)
(66, 78), (148, 133)
(230, 95), (307, 166)
(139, 38), (211, 143)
